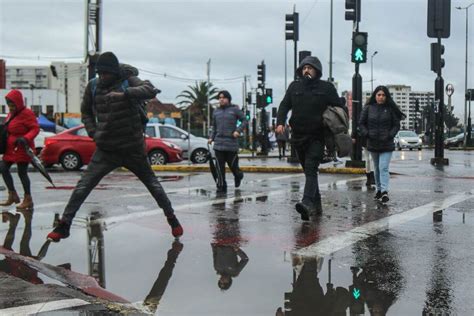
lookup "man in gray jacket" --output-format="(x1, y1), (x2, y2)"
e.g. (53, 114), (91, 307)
(208, 91), (247, 193)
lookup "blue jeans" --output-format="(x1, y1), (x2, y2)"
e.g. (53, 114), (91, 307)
(370, 151), (393, 193)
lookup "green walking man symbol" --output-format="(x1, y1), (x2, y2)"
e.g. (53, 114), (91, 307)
(354, 48), (364, 62)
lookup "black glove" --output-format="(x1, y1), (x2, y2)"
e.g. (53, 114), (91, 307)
(14, 137), (28, 147)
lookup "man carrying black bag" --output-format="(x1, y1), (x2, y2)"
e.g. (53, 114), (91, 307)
(276, 56), (342, 220)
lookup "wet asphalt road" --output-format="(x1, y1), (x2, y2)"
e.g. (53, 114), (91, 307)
(0, 149), (473, 315)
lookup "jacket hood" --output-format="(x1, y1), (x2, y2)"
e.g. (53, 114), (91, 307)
(296, 56), (323, 79)
(5, 89), (25, 113)
(120, 63), (139, 79)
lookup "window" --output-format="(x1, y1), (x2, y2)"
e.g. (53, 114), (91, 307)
(145, 126), (156, 137)
(159, 126), (183, 139)
(31, 105), (41, 116)
(76, 128), (89, 137)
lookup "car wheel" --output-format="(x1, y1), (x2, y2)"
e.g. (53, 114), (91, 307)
(418, 147), (422, 151)
(409, 148), (413, 151)
(191, 148), (209, 164)
(148, 150), (167, 165)
(60, 151), (82, 171)
(397, 146), (402, 151)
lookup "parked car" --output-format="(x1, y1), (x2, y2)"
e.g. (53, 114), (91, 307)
(34, 129), (56, 154)
(444, 133), (465, 148)
(40, 125), (183, 171)
(394, 130), (422, 151)
(145, 123), (209, 163)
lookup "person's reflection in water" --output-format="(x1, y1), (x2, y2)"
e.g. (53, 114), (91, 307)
(289, 256), (324, 315)
(353, 233), (404, 316)
(210, 190), (249, 291)
(0, 210), (43, 284)
(143, 241), (183, 313)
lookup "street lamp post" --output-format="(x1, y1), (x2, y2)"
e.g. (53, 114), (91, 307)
(370, 51), (378, 92)
(456, 3), (474, 147)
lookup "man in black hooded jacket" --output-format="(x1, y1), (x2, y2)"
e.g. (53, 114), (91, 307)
(47, 52), (183, 241)
(276, 56), (341, 220)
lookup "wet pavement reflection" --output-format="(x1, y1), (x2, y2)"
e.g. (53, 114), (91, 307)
(0, 150), (472, 315)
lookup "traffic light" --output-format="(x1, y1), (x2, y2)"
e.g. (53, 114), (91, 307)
(285, 12), (299, 41)
(257, 62), (266, 90)
(246, 92), (252, 105)
(466, 89), (474, 101)
(430, 42), (445, 73)
(245, 110), (251, 121)
(345, 0), (361, 22)
(265, 88), (273, 105)
(351, 32), (368, 63)
(256, 92), (263, 108)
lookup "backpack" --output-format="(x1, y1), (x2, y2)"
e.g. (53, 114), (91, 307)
(90, 78), (149, 130)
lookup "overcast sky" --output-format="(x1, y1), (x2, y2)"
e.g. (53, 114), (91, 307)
(1, 0), (473, 122)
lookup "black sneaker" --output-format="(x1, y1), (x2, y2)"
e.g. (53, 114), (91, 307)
(235, 173), (244, 188)
(47, 220), (71, 242)
(295, 202), (311, 221)
(381, 192), (389, 204)
(374, 191), (382, 200)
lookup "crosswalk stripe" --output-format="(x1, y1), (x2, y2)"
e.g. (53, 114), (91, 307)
(0, 298), (90, 315)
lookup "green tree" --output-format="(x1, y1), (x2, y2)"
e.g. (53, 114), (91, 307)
(177, 81), (219, 132)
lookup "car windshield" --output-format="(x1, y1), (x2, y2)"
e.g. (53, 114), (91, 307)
(398, 131), (417, 137)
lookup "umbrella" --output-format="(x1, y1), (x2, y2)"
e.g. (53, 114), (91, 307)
(207, 144), (223, 187)
(23, 143), (55, 187)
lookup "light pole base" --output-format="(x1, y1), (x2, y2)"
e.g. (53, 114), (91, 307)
(430, 157), (449, 166)
(345, 160), (366, 168)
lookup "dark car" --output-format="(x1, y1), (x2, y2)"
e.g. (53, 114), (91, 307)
(40, 125), (182, 171)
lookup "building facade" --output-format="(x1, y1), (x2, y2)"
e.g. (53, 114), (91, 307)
(4, 62), (87, 114)
(0, 89), (66, 117)
(363, 85), (434, 131)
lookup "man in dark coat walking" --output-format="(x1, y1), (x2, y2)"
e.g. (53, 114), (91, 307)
(47, 51), (183, 241)
(276, 56), (341, 220)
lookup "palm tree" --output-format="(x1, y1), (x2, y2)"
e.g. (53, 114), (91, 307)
(177, 81), (219, 132)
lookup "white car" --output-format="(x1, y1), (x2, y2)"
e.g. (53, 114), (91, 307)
(145, 123), (209, 163)
(394, 130), (422, 151)
(35, 129), (56, 154)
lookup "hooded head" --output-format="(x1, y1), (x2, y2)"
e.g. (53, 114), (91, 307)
(5, 89), (25, 114)
(296, 56), (323, 79)
(96, 52), (121, 76)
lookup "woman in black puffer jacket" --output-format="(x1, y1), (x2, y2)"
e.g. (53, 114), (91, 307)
(359, 86), (405, 204)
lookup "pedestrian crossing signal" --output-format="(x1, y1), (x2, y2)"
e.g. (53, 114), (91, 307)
(351, 32), (368, 63)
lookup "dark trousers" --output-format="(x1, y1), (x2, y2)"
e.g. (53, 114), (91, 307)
(0, 161), (31, 194)
(62, 148), (174, 224)
(214, 150), (242, 188)
(277, 140), (286, 158)
(293, 138), (323, 205)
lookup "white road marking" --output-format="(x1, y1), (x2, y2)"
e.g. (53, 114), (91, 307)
(93, 176), (365, 227)
(294, 190), (474, 259)
(0, 298), (90, 315)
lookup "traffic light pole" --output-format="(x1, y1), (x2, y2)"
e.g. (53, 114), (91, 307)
(346, 65), (364, 167)
(431, 36), (449, 166)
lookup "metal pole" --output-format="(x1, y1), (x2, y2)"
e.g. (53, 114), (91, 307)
(456, 4), (473, 147)
(370, 51), (378, 92)
(328, 0), (333, 82)
(284, 39), (287, 90)
(207, 59), (211, 137)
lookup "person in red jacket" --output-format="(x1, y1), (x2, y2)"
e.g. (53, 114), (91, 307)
(1, 90), (39, 210)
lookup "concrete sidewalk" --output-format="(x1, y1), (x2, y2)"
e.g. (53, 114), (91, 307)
(151, 155), (365, 174)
